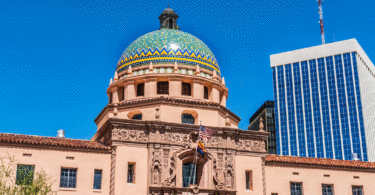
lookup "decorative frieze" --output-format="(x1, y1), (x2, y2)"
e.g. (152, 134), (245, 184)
(113, 129), (148, 142)
(236, 138), (266, 152)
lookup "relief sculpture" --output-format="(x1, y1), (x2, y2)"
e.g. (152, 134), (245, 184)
(236, 138), (266, 152)
(115, 129), (148, 142)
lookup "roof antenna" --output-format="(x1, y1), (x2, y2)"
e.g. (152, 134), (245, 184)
(317, 0), (325, 44)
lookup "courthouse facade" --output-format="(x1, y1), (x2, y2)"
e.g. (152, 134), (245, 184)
(1, 8), (375, 195)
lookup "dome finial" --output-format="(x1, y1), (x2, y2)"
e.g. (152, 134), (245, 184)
(159, 7), (180, 30)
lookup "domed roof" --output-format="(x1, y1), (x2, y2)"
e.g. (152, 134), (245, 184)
(161, 8), (176, 15)
(116, 29), (220, 75)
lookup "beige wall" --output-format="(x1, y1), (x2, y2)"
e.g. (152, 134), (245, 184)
(266, 165), (375, 195)
(114, 145), (149, 195)
(0, 146), (111, 195)
(106, 104), (238, 128)
(235, 155), (264, 195)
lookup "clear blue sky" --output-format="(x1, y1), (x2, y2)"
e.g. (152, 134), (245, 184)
(1, 0), (374, 140)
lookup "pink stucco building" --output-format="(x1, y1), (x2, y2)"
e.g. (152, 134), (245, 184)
(1, 7), (374, 195)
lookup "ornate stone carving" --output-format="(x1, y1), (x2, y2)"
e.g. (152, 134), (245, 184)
(115, 129), (148, 142)
(204, 136), (224, 147)
(151, 149), (162, 185)
(217, 153), (223, 171)
(162, 151), (176, 187)
(236, 139), (266, 152)
(224, 152), (235, 190)
(213, 157), (225, 190)
(165, 133), (192, 148)
(163, 149), (169, 169)
(162, 145), (194, 187)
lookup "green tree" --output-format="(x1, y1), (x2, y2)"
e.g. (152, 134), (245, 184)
(0, 155), (56, 195)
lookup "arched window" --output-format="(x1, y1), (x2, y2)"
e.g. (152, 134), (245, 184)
(182, 82), (191, 96)
(182, 163), (197, 187)
(168, 19), (173, 29)
(132, 114), (142, 120)
(157, 81), (169, 94)
(204, 86), (208, 99)
(182, 114), (194, 124)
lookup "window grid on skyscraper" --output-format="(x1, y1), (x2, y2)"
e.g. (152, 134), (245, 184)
(271, 40), (372, 161)
(318, 57), (334, 159)
(309, 59), (325, 158)
(293, 62), (306, 157)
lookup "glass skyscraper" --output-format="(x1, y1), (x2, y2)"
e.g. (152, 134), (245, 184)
(248, 101), (276, 154)
(270, 39), (375, 161)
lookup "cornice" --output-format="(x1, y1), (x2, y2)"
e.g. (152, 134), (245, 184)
(108, 73), (227, 93)
(94, 96), (241, 123)
(91, 118), (269, 154)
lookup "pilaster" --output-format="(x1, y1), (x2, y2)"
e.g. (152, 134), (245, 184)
(144, 78), (157, 97)
(193, 80), (204, 100)
(168, 78), (182, 97)
(125, 80), (135, 100)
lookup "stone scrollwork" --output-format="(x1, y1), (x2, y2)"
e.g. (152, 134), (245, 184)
(115, 129), (148, 142)
(165, 133), (193, 148)
(224, 152), (235, 190)
(162, 151), (177, 187)
(213, 157), (225, 190)
(236, 138), (266, 152)
(203, 136), (224, 147)
(163, 149), (169, 169)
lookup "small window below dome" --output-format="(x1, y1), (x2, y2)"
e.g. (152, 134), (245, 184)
(132, 114), (142, 120)
(118, 87), (124, 101)
(168, 19), (173, 29)
(109, 93), (113, 104)
(157, 81), (169, 95)
(182, 82), (191, 96)
(204, 87), (209, 99)
(137, 83), (144, 96)
(182, 114), (194, 124)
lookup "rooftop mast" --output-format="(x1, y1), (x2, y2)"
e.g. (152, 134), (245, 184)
(317, 0), (325, 44)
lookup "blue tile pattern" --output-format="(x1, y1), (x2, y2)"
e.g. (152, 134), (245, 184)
(117, 29), (220, 75)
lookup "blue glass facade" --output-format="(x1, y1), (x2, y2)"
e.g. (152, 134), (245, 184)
(272, 52), (368, 161)
(293, 62), (306, 157)
(309, 59), (324, 158)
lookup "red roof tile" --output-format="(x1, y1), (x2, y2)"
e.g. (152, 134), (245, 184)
(0, 133), (110, 150)
(266, 154), (375, 169)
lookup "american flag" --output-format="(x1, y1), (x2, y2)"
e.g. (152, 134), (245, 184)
(199, 126), (215, 139)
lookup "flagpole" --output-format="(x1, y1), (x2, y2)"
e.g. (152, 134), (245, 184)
(192, 121), (202, 186)
(187, 121), (202, 189)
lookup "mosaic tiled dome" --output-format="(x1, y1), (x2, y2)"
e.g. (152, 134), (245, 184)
(116, 29), (220, 75)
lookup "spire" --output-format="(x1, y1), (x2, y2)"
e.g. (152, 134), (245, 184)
(114, 71), (118, 81)
(195, 65), (200, 75)
(159, 7), (180, 30)
(128, 66), (132, 75)
(174, 61), (178, 73)
(149, 61), (153, 73)
(222, 77), (225, 85)
(213, 70), (219, 80)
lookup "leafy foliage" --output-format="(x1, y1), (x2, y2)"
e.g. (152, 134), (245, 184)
(0, 155), (56, 195)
